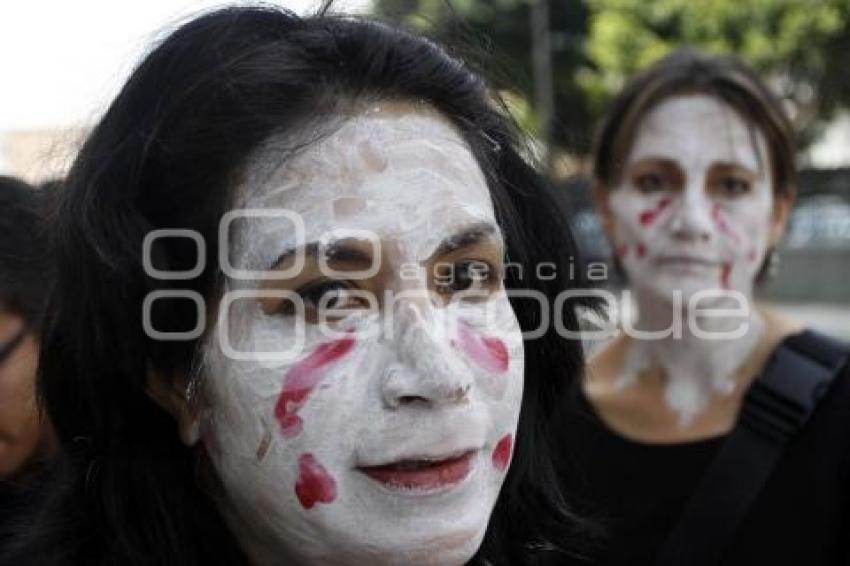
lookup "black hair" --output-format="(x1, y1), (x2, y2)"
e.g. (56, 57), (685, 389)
(5, 7), (592, 565)
(0, 176), (50, 328)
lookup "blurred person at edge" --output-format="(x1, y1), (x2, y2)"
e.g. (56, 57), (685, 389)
(551, 49), (850, 565)
(0, 176), (56, 543)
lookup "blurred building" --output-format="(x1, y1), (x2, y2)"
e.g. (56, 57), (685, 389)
(0, 128), (85, 184)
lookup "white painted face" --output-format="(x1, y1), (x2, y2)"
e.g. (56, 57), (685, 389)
(199, 103), (524, 565)
(606, 94), (778, 304)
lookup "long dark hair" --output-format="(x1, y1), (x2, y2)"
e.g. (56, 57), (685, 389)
(6, 7), (591, 565)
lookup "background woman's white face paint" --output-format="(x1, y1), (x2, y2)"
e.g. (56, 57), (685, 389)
(200, 105), (524, 565)
(609, 94), (775, 304)
(605, 95), (775, 422)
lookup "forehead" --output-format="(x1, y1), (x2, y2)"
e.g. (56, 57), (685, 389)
(628, 94), (768, 172)
(238, 104), (496, 246)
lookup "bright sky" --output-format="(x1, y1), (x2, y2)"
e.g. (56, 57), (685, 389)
(0, 0), (372, 134)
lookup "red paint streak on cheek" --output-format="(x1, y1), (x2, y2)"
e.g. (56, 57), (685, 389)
(720, 262), (732, 289)
(274, 335), (356, 438)
(295, 453), (337, 509)
(455, 321), (509, 373)
(638, 196), (672, 226)
(712, 204), (741, 244)
(255, 430), (272, 462)
(636, 242), (647, 258)
(492, 434), (513, 472)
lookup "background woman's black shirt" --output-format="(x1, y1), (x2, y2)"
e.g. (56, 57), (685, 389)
(552, 343), (850, 566)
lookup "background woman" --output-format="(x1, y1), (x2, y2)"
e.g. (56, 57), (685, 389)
(0, 176), (55, 544)
(4, 6), (592, 565)
(553, 49), (850, 565)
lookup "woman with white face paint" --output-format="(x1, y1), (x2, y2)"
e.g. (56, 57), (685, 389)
(2, 6), (596, 566)
(552, 49), (850, 566)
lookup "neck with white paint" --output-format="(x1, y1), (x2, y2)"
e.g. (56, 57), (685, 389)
(619, 285), (764, 424)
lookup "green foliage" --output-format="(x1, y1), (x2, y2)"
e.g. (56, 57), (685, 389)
(373, 0), (850, 154)
(583, 0), (850, 147)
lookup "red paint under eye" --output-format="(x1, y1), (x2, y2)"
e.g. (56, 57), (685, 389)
(492, 434), (513, 472)
(712, 204), (741, 244)
(720, 262), (732, 289)
(456, 321), (509, 373)
(638, 196), (672, 226)
(275, 335), (356, 438)
(295, 453), (337, 509)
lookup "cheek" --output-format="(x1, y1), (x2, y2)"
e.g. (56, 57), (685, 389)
(447, 299), (524, 404)
(452, 319), (509, 374)
(491, 434), (513, 472)
(720, 204), (773, 261)
(637, 196), (673, 227)
(609, 192), (656, 260)
(274, 334), (357, 439)
(294, 453), (338, 509)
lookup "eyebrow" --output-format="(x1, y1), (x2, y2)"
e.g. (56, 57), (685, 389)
(268, 221), (500, 271)
(711, 161), (758, 175)
(629, 157), (681, 171)
(428, 222), (500, 260)
(268, 239), (375, 271)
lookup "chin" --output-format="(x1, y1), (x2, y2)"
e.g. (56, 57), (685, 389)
(341, 523), (487, 566)
(315, 491), (492, 566)
(641, 275), (713, 307)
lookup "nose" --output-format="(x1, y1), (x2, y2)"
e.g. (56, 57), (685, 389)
(380, 300), (473, 409)
(667, 186), (714, 243)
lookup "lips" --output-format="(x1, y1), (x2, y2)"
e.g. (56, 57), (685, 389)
(655, 255), (719, 268)
(357, 450), (476, 491)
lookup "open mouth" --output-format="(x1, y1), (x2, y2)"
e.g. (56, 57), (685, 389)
(357, 450), (476, 491)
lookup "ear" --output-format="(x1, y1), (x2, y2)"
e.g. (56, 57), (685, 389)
(592, 182), (616, 243)
(768, 185), (796, 248)
(145, 366), (201, 446)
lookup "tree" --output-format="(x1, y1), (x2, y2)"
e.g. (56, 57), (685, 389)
(372, 0), (594, 154)
(581, 0), (850, 148)
(373, 0), (850, 156)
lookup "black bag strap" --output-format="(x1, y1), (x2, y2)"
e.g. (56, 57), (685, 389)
(656, 330), (849, 566)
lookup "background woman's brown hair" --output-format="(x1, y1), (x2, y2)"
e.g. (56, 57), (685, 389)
(592, 48), (796, 195)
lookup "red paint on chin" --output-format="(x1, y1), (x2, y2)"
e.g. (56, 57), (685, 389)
(295, 453), (337, 509)
(274, 335), (356, 438)
(638, 196), (672, 226)
(492, 434), (513, 472)
(456, 321), (509, 373)
(720, 262), (732, 289)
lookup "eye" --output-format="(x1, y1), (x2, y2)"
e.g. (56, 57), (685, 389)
(278, 279), (371, 320)
(634, 172), (669, 193)
(435, 260), (498, 297)
(714, 176), (751, 197)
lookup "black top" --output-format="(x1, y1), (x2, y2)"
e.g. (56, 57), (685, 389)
(552, 335), (850, 566)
